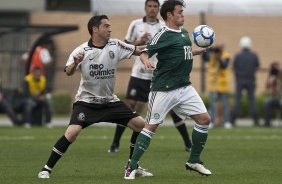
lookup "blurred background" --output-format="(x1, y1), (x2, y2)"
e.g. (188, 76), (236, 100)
(0, 0), (281, 120)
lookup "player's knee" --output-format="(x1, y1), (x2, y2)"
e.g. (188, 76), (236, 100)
(64, 133), (77, 143)
(144, 124), (158, 133)
(127, 116), (145, 132)
(195, 113), (211, 125)
(64, 125), (81, 142)
(201, 114), (211, 125)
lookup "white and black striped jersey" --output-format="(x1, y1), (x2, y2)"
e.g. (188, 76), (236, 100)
(125, 17), (165, 80)
(66, 39), (135, 104)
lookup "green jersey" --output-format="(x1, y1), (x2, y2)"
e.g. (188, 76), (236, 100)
(145, 27), (193, 91)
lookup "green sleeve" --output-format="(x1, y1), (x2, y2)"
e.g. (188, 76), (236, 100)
(146, 31), (170, 58)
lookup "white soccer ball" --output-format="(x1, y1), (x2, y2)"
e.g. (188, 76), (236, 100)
(192, 25), (215, 48)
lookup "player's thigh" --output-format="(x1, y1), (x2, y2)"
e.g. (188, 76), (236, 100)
(173, 86), (207, 119)
(125, 99), (147, 113)
(125, 99), (138, 109)
(146, 91), (178, 124)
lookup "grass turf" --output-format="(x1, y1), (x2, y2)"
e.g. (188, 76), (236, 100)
(0, 126), (281, 184)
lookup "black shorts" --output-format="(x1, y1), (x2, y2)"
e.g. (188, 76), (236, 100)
(125, 76), (151, 102)
(69, 101), (139, 128)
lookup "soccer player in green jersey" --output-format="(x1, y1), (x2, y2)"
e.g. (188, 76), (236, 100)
(124, 0), (212, 179)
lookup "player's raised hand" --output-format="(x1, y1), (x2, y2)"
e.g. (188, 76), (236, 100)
(66, 51), (85, 76)
(140, 32), (152, 45)
(73, 51), (84, 65)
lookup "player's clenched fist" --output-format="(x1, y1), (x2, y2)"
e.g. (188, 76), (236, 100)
(73, 51), (84, 65)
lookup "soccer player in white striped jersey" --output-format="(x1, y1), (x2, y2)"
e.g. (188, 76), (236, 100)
(125, 0), (212, 179)
(38, 15), (152, 179)
(108, 0), (193, 155)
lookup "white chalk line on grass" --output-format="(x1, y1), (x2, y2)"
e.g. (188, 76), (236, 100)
(1, 135), (282, 141)
(0, 136), (34, 140)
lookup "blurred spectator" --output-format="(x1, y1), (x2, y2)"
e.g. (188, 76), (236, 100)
(22, 38), (55, 92)
(22, 67), (52, 128)
(232, 36), (260, 126)
(0, 79), (21, 126)
(29, 39), (53, 75)
(205, 44), (232, 129)
(264, 62), (282, 127)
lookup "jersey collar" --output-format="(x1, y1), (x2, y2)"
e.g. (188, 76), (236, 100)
(164, 26), (182, 33)
(88, 39), (106, 49)
(143, 16), (159, 25)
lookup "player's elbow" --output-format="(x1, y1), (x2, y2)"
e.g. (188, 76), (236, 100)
(65, 69), (73, 76)
(66, 71), (74, 76)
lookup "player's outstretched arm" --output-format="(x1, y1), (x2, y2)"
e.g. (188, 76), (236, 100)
(132, 45), (147, 56)
(65, 52), (84, 76)
(192, 48), (207, 56)
(140, 52), (155, 70)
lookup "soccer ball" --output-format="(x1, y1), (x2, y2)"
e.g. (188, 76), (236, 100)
(192, 25), (215, 48)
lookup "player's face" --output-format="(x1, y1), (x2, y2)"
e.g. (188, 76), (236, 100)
(145, 1), (160, 19)
(172, 5), (184, 27)
(97, 19), (112, 41)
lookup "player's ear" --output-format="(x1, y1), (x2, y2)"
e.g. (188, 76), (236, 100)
(167, 12), (172, 18)
(92, 26), (99, 33)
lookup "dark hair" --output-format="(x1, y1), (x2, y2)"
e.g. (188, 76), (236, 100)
(160, 0), (185, 20)
(270, 62), (280, 76)
(87, 15), (109, 35)
(145, 0), (160, 6)
(30, 66), (42, 72)
(39, 38), (53, 46)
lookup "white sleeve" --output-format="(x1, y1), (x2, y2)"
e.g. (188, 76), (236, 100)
(124, 21), (137, 43)
(40, 48), (52, 64)
(116, 40), (135, 60)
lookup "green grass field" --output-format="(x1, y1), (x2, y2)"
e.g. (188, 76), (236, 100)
(0, 126), (281, 184)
